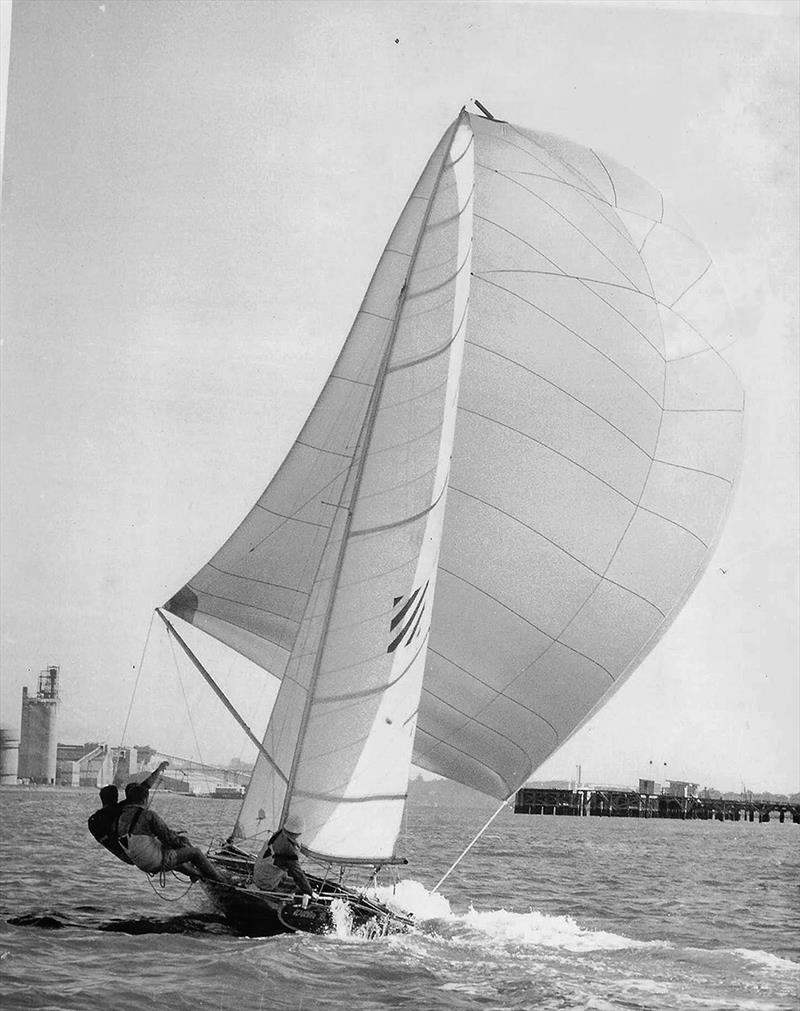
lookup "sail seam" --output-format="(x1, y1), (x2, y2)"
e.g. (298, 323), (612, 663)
(314, 622), (428, 678)
(407, 242), (472, 299)
(185, 583), (302, 623)
(486, 166), (641, 288)
(437, 566), (553, 638)
(476, 163), (612, 209)
(473, 258), (664, 361)
(428, 648), (569, 729)
(360, 309), (394, 322)
(474, 212), (566, 273)
(660, 302), (744, 394)
(295, 440), (353, 459)
(247, 463), (353, 551)
(506, 124), (614, 200)
(475, 210), (665, 358)
(253, 502), (334, 530)
(478, 156), (634, 251)
(432, 623), (615, 699)
(418, 686), (534, 772)
(414, 724), (514, 797)
(653, 459), (733, 484)
(457, 405), (644, 504)
(330, 373), (374, 387)
(639, 219), (658, 253)
(507, 223), (670, 700)
(449, 485), (667, 617)
(350, 475), (448, 538)
(456, 407), (707, 545)
(669, 260), (712, 309)
(388, 302), (469, 374)
(369, 377), (449, 417)
(205, 562), (310, 595)
(292, 790), (407, 804)
(464, 339), (654, 457)
(474, 274), (662, 408)
(426, 183), (475, 230)
(664, 407), (742, 415)
(487, 126), (604, 202)
(591, 149), (618, 206)
(315, 632), (429, 702)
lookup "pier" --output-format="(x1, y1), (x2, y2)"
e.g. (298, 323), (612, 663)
(514, 787), (800, 823)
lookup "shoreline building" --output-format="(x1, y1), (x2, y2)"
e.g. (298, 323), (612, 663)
(0, 728), (20, 784)
(18, 666), (60, 784)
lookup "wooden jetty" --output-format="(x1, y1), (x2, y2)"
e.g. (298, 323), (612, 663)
(514, 787), (800, 823)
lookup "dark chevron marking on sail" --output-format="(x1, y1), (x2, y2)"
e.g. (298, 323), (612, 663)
(388, 581), (429, 653)
(390, 585), (422, 631)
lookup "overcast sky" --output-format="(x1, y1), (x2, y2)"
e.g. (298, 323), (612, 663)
(1, 0), (797, 793)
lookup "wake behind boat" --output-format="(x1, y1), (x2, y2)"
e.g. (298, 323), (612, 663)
(94, 102), (742, 939)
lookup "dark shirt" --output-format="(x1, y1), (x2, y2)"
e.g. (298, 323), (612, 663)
(88, 801), (133, 864)
(115, 804), (186, 849)
(268, 829), (301, 862)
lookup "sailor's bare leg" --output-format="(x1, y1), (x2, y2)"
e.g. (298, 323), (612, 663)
(168, 844), (227, 882)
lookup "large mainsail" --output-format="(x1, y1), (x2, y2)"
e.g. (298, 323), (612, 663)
(164, 109), (742, 846)
(168, 112), (475, 860)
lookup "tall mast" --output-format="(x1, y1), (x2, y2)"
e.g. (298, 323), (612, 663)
(278, 113), (469, 826)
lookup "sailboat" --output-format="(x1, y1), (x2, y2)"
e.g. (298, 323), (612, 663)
(149, 104), (742, 936)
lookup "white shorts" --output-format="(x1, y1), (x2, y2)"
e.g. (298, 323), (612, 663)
(123, 834), (176, 873)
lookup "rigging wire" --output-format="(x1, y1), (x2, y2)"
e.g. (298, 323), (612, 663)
(166, 622), (207, 770)
(432, 794), (513, 894)
(113, 610), (157, 783)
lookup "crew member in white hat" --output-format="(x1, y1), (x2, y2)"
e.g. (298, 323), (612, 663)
(266, 813), (314, 896)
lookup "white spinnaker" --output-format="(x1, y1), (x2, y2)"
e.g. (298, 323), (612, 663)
(233, 116), (474, 858)
(412, 115), (743, 797)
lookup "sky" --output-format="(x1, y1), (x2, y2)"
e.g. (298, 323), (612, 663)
(1, 0), (797, 794)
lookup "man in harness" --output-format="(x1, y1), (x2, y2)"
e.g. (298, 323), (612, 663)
(88, 763), (226, 883)
(88, 760), (170, 863)
(114, 782), (227, 881)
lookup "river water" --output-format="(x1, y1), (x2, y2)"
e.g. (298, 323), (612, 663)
(0, 787), (797, 1010)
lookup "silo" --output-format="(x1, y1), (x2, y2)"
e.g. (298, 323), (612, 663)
(0, 727), (20, 784)
(18, 666), (60, 784)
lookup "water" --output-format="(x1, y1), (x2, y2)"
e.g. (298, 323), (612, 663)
(1, 788), (797, 1010)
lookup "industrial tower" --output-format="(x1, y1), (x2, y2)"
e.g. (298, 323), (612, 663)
(18, 665), (60, 784)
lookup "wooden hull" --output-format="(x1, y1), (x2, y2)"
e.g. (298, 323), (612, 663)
(200, 880), (331, 936)
(203, 849), (414, 938)
(200, 876), (413, 937)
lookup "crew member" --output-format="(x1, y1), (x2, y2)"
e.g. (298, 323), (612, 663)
(115, 782), (227, 882)
(265, 814), (314, 896)
(88, 760), (169, 864)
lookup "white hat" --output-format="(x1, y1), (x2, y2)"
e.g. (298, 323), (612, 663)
(283, 813), (305, 835)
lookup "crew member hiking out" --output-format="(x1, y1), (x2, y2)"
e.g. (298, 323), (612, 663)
(115, 782), (228, 882)
(88, 760), (169, 864)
